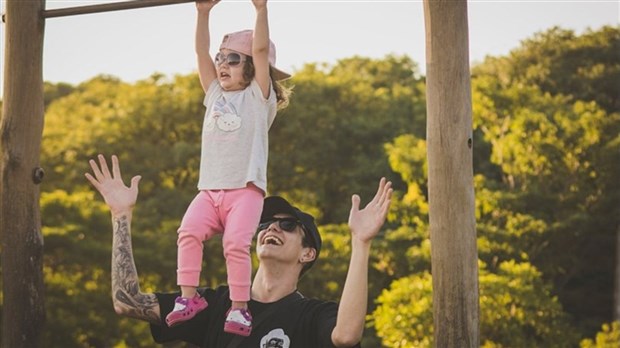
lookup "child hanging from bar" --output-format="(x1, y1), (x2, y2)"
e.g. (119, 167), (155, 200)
(165, 0), (291, 337)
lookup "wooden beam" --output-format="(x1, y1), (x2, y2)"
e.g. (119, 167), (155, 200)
(423, 0), (479, 346)
(43, 0), (196, 18)
(1, 0), (46, 346)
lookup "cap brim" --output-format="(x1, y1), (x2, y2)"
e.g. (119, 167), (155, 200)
(272, 67), (292, 81)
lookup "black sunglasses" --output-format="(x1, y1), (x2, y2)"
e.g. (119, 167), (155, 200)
(258, 217), (302, 233)
(215, 52), (246, 67)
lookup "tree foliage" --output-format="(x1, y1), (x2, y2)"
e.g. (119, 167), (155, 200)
(372, 25), (619, 346)
(373, 261), (578, 348)
(580, 321), (620, 348)
(472, 25), (620, 336)
(268, 55), (425, 223)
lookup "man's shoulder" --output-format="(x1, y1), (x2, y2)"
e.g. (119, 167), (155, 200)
(297, 292), (337, 305)
(275, 293), (338, 321)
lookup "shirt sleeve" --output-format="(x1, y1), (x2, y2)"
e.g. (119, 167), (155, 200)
(248, 79), (276, 104)
(248, 79), (278, 127)
(313, 301), (362, 348)
(203, 79), (221, 107)
(309, 301), (339, 348)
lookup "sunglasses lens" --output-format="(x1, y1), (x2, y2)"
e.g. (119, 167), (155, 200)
(279, 220), (298, 232)
(215, 52), (224, 65)
(257, 218), (300, 233)
(215, 52), (243, 66)
(227, 53), (242, 66)
(257, 222), (270, 231)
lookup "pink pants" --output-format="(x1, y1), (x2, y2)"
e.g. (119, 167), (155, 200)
(176, 185), (263, 302)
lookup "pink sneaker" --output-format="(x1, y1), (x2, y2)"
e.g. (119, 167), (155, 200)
(224, 308), (252, 336)
(165, 294), (208, 327)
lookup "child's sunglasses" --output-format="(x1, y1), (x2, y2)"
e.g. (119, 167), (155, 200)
(258, 217), (302, 233)
(215, 52), (246, 67)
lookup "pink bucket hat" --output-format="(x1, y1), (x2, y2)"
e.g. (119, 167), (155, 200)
(219, 29), (291, 81)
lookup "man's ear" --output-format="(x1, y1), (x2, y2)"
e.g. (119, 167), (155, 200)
(299, 248), (316, 264)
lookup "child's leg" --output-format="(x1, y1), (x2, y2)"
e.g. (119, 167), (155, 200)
(177, 191), (222, 292)
(166, 191), (221, 327)
(221, 186), (262, 336)
(221, 185), (263, 304)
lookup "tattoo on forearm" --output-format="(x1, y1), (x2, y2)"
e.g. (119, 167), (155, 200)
(112, 215), (160, 324)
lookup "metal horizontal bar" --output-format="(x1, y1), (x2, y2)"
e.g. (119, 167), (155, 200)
(42, 0), (196, 18)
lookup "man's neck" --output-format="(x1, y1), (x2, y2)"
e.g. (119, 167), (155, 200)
(251, 265), (299, 303)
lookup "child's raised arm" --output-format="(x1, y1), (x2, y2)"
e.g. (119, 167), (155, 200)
(251, 0), (271, 98)
(195, 0), (220, 93)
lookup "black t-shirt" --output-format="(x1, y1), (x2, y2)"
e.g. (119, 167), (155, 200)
(150, 286), (347, 348)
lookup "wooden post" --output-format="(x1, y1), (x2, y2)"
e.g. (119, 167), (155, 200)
(423, 0), (479, 346)
(1, 1), (46, 347)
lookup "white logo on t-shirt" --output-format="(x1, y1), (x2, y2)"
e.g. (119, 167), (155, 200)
(260, 328), (290, 348)
(217, 112), (241, 131)
(206, 96), (242, 132)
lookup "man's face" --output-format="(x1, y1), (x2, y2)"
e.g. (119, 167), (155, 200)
(256, 214), (308, 264)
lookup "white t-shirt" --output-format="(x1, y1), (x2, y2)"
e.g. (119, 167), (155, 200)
(197, 79), (277, 193)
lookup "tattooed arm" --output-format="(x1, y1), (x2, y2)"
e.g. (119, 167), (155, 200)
(110, 212), (161, 324)
(86, 154), (161, 324)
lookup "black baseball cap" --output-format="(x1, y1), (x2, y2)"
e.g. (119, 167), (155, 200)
(261, 196), (322, 272)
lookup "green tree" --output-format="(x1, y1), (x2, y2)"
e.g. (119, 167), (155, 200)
(473, 26), (620, 113)
(382, 134), (430, 276)
(580, 321), (620, 348)
(268, 55), (425, 223)
(471, 26), (620, 336)
(372, 261), (578, 347)
(44, 81), (75, 108)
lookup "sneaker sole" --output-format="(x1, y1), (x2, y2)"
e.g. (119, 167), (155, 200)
(224, 322), (252, 337)
(166, 301), (208, 327)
